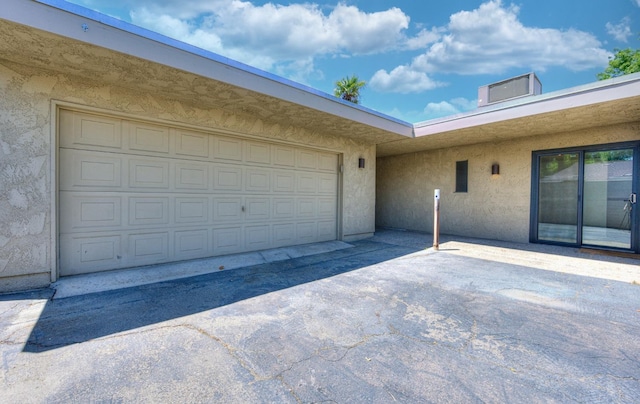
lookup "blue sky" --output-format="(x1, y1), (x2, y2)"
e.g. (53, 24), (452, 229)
(64, 0), (640, 123)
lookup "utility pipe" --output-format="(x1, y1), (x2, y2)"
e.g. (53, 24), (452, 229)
(433, 189), (440, 250)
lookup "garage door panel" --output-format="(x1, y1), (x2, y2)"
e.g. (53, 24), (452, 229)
(246, 197), (270, 221)
(175, 162), (209, 190)
(129, 159), (170, 189)
(214, 198), (243, 221)
(175, 229), (209, 259)
(297, 150), (317, 170)
(273, 223), (296, 247)
(60, 111), (122, 149)
(176, 130), (209, 158)
(128, 122), (170, 154)
(296, 222), (316, 244)
(175, 197), (209, 224)
(318, 221), (336, 240)
(297, 198), (316, 218)
(273, 198), (295, 219)
(246, 169), (270, 192)
(245, 141), (271, 164)
(213, 227), (243, 254)
(317, 198), (336, 218)
(60, 193), (122, 232)
(245, 225), (270, 250)
(273, 145), (295, 167)
(128, 232), (169, 264)
(214, 166), (243, 191)
(215, 136), (243, 161)
(318, 175), (337, 194)
(60, 149), (122, 189)
(273, 171), (295, 193)
(297, 173), (317, 193)
(318, 153), (337, 172)
(128, 197), (170, 226)
(60, 233), (123, 275)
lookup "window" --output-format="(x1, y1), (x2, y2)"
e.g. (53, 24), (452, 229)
(455, 160), (468, 193)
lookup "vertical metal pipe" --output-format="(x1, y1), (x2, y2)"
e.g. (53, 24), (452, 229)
(433, 189), (440, 250)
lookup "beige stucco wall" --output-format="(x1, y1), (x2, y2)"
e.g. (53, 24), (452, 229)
(376, 122), (640, 243)
(0, 60), (376, 292)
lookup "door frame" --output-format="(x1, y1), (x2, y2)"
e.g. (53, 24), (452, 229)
(530, 141), (639, 253)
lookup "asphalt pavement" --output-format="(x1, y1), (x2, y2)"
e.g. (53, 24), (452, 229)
(1, 230), (639, 403)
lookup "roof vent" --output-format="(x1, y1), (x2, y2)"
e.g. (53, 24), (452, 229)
(478, 72), (541, 107)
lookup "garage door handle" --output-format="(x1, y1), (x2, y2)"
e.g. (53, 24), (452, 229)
(241, 206), (245, 212)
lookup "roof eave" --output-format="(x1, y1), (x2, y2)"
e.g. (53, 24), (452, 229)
(414, 72), (640, 137)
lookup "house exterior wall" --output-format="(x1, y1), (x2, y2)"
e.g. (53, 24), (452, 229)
(376, 122), (640, 243)
(0, 60), (376, 292)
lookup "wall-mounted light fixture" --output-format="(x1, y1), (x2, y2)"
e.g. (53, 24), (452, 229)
(491, 163), (500, 175)
(358, 158), (365, 169)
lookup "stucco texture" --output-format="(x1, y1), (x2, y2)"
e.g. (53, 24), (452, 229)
(376, 123), (640, 243)
(0, 58), (376, 290)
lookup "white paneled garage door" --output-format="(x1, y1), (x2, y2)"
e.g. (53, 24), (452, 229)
(58, 109), (339, 276)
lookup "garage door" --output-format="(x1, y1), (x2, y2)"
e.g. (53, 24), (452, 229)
(58, 109), (339, 276)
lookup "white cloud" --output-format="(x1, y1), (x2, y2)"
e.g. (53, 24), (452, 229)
(327, 5), (410, 54)
(404, 28), (442, 50)
(420, 0), (610, 74)
(423, 101), (460, 117)
(125, 0), (410, 74)
(606, 17), (632, 42)
(370, 66), (445, 93)
(423, 97), (477, 119)
(372, 0), (611, 94)
(131, 8), (222, 50)
(450, 97), (477, 111)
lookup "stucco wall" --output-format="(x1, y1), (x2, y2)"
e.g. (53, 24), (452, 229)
(376, 123), (640, 243)
(0, 60), (376, 291)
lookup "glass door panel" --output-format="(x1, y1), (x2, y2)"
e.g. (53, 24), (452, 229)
(537, 153), (580, 244)
(582, 149), (634, 249)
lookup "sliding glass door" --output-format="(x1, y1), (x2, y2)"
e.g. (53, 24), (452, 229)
(532, 143), (638, 252)
(582, 149), (634, 249)
(537, 153), (580, 244)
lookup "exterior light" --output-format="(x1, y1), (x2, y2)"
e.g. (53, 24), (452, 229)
(358, 158), (365, 169)
(491, 163), (500, 175)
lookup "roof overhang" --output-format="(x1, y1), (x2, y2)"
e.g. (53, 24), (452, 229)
(0, 0), (414, 144)
(378, 73), (640, 157)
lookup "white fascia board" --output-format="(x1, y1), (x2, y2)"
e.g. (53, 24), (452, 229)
(2, 0), (413, 137)
(414, 73), (640, 137)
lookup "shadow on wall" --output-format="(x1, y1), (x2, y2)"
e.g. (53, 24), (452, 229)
(20, 239), (422, 353)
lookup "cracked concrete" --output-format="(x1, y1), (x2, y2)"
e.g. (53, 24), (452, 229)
(0, 229), (639, 402)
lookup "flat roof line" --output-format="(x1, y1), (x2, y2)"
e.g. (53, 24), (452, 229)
(415, 72), (640, 129)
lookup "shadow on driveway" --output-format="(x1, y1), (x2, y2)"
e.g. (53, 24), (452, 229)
(23, 239), (422, 353)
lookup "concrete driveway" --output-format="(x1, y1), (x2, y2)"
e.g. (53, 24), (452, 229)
(1, 230), (639, 403)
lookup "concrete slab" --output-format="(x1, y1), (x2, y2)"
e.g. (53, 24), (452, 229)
(1, 230), (639, 402)
(51, 240), (354, 299)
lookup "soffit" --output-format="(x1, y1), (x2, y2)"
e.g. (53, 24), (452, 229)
(377, 92), (640, 157)
(0, 17), (412, 145)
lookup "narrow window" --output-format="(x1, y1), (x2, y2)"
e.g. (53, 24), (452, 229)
(455, 160), (468, 193)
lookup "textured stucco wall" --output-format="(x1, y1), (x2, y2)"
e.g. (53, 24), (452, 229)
(376, 123), (640, 243)
(0, 60), (376, 291)
(342, 145), (376, 241)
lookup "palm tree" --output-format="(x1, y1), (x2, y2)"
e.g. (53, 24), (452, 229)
(333, 75), (366, 104)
